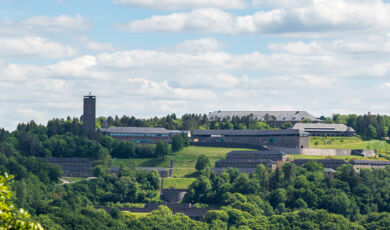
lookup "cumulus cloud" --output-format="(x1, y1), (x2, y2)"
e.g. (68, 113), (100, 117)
(0, 14), (89, 35)
(79, 36), (119, 52)
(120, 0), (390, 35)
(173, 38), (224, 53)
(114, 0), (247, 10)
(0, 36), (77, 58)
(3, 33), (390, 130)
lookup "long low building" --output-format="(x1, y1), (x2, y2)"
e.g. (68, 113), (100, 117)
(192, 129), (310, 149)
(291, 123), (356, 137)
(100, 127), (189, 144)
(212, 150), (286, 173)
(208, 111), (320, 125)
(292, 159), (390, 172)
(43, 157), (93, 177)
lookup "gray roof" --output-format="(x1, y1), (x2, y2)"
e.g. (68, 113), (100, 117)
(227, 150), (285, 156)
(193, 129), (307, 136)
(291, 123), (355, 132)
(292, 159), (348, 164)
(349, 160), (390, 165)
(208, 111), (319, 122)
(100, 127), (170, 134)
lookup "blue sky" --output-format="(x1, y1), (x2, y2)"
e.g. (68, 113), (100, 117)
(1, 0), (390, 130)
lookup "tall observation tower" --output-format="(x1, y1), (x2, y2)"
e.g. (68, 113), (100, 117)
(83, 93), (96, 139)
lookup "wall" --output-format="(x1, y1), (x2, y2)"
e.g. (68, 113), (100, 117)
(161, 189), (188, 203)
(110, 136), (170, 144)
(195, 135), (307, 149)
(274, 147), (375, 157)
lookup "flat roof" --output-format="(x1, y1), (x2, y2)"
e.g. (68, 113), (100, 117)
(227, 150), (285, 155)
(193, 129), (307, 136)
(100, 126), (170, 134)
(291, 123), (355, 132)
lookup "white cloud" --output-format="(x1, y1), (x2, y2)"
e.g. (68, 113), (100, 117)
(22, 14), (89, 32)
(0, 14), (89, 35)
(3, 33), (390, 130)
(120, 1), (390, 35)
(114, 0), (247, 10)
(79, 36), (119, 52)
(174, 38), (223, 53)
(0, 36), (77, 58)
(251, 0), (313, 8)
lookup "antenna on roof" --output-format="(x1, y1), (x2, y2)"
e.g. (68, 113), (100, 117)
(89, 92), (92, 96)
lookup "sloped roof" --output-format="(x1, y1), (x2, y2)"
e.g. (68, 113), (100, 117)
(208, 111), (319, 122)
(100, 126), (170, 134)
(291, 123), (355, 132)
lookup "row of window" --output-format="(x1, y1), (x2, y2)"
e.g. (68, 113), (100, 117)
(110, 133), (169, 137)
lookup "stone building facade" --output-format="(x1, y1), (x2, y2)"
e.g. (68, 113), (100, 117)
(291, 123), (356, 137)
(192, 129), (310, 149)
(100, 127), (190, 144)
(43, 157), (93, 177)
(212, 150), (287, 174)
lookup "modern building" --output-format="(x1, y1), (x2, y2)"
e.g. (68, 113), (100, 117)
(291, 123), (356, 137)
(208, 111), (320, 125)
(43, 157), (93, 177)
(192, 129), (310, 149)
(83, 93), (96, 139)
(100, 126), (189, 144)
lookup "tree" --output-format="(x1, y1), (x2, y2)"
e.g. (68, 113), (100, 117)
(171, 133), (189, 152)
(195, 155), (211, 171)
(365, 124), (377, 140)
(155, 141), (169, 159)
(0, 174), (43, 229)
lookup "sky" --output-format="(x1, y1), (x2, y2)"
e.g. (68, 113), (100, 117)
(1, 0), (390, 130)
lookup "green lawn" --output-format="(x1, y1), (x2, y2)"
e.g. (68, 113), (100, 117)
(287, 154), (379, 161)
(163, 178), (197, 189)
(112, 146), (255, 178)
(310, 136), (390, 159)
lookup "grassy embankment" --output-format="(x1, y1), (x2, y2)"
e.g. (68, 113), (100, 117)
(112, 146), (254, 178)
(310, 136), (390, 159)
(113, 138), (390, 189)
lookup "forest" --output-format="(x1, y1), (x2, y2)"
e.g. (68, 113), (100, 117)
(100, 112), (390, 140)
(2, 114), (390, 229)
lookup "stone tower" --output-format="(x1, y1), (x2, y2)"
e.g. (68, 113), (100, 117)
(83, 93), (96, 139)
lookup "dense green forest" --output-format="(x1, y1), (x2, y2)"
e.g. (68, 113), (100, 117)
(2, 115), (390, 229)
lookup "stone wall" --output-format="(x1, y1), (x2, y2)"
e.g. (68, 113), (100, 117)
(274, 147), (375, 157)
(110, 136), (170, 144)
(162, 189), (188, 203)
(195, 135), (309, 149)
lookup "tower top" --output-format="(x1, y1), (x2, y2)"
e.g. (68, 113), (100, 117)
(84, 92), (96, 99)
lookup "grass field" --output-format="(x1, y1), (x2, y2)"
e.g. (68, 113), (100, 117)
(112, 146), (255, 177)
(163, 178), (197, 189)
(311, 136), (390, 159)
(287, 154), (379, 160)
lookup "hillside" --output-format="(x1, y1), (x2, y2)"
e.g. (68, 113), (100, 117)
(112, 146), (255, 178)
(311, 136), (390, 159)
